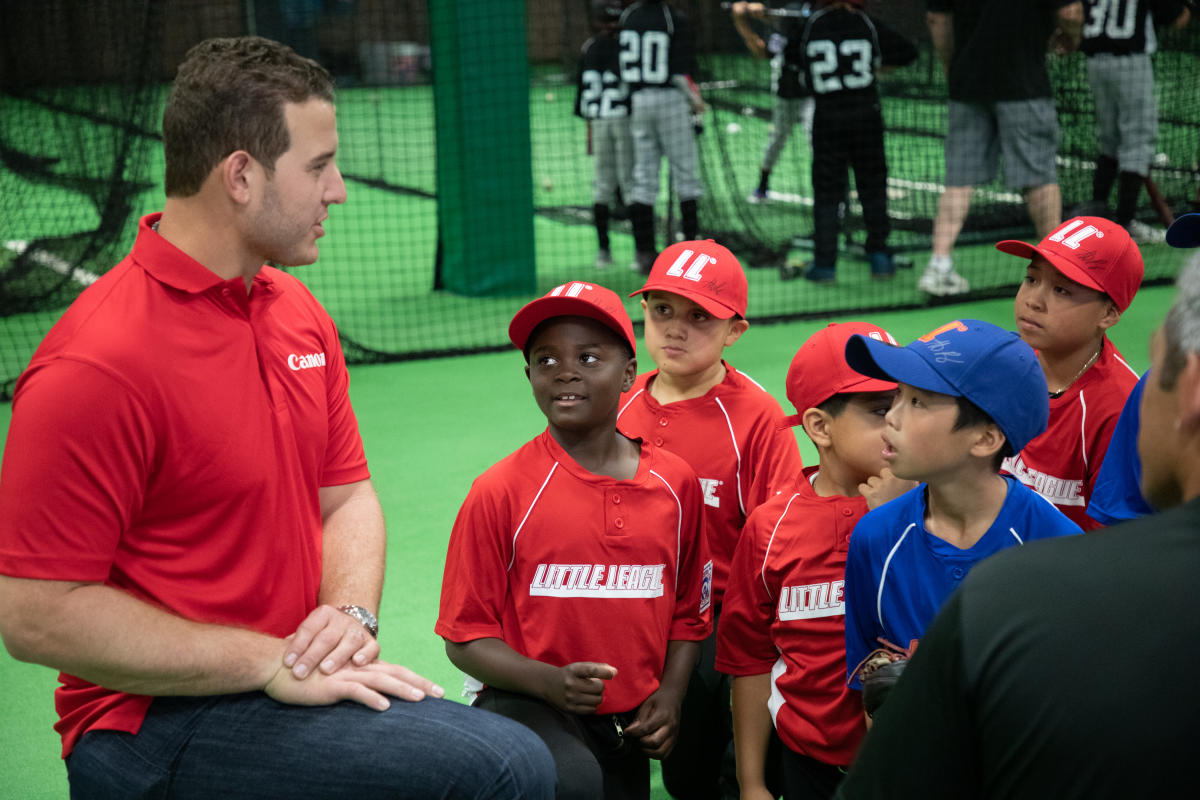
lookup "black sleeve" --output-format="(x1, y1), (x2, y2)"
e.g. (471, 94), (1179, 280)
(1150, 0), (1190, 26)
(669, 9), (699, 76)
(834, 590), (981, 799)
(573, 42), (588, 120)
(925, 0), (954, 13)
(872, 17), (919, 68)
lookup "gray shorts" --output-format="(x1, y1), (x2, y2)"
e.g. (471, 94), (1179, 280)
(592, 116), (634, 205)
(1087, 53), (1157, 174)
(944, 98), (1059, 189)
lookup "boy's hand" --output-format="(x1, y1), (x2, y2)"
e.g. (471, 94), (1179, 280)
(859, 468), (919, 510)
(546, 662), (617, 714)
(622, 687), (682, 758)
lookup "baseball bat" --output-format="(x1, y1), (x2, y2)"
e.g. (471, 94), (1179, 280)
(1144, 174), (1175, 228)
(719, 2), (808, 17)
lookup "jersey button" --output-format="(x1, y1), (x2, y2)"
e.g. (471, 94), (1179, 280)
(614, 517), (625, 529)
(658, 417), (668, 427)
(951, 567), (964, 580)
(841, 508), (853, 517)
(654, 436), (664, 446)
(612, 494), (621, 504)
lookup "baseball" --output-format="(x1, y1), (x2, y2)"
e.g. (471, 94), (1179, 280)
(726, 122), (742, 134)
(541, 177), (554, 191)
(544, 92), (556, 103)
(741, 105), (755, 117)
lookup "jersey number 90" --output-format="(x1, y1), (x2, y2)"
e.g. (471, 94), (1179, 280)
(620, 30), (670, 84)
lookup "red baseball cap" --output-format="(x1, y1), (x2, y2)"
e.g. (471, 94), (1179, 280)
(629, 239), (748, 319)
(779, 321), (899, 428)
(509, 280), (637, 355)
(995, 216), (1144, 312)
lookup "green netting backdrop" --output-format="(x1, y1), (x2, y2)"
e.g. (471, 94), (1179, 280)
(2, 0), (1197, 398)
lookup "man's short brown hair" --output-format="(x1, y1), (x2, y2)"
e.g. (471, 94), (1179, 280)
(162, 36), (334, 197)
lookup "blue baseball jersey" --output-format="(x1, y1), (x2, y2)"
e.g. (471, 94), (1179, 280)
(844, 476), (1082, 688)
(1087, 371), (1154, 524)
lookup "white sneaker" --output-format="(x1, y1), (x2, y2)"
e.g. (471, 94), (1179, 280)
(918, 264), (970, 296)
(594, 249), (613, 269)
(1126, 219), (1166, 244)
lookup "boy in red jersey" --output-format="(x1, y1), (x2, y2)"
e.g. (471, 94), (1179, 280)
(437, 281), (713, 800)
(617, 238), (803, 799)
(717, 322), (909, 800)
(997, 216), (1144, 529)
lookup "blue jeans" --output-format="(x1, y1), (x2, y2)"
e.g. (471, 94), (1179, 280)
(66, 692), (555, 799)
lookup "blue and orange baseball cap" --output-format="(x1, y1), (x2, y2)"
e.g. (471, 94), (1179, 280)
(630, 239), (748, 319)
(780, 322), (898, 428)
(1167, 213), (1200, 248)
(996, 216), (1144, 312)
(509, 280), (636, 356)
(845, 319), (1048, 452)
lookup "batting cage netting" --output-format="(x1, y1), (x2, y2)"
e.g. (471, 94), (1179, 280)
(2, 0), (1198, 398)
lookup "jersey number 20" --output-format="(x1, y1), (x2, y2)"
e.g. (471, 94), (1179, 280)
(620, 30), (670, 84)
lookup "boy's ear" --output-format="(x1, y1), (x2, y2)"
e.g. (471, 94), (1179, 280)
(524, 364), (532, 382)
(969, 423), (1007, 460)
(1097, 298), (1121, 332)
(622, 357), (638, 392)
(802, 407), (833, 448)
(724, 318), (750, 347)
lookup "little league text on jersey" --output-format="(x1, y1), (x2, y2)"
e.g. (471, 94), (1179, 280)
(777, 579), (845, 621)
(1002, 455), (1086, 507)
(530, 563), (666, 598)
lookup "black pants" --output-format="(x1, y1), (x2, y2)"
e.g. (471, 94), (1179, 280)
(660, 613), (734, 799)
(780, 747), (847, 800)
(475, 687), (650, 800)
(810, 102), (889, 268)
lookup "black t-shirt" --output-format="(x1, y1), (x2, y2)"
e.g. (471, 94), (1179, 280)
(786, 6), (916, 114)
(927, 0), (1078, 102)
(1081, 0), (1188, 56)
(575, 34), (631, 120)
(618, 0), (698, 92)
(836, 496), (1200, 799)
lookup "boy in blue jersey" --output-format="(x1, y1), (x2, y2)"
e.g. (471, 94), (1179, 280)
(840, 319), (1082, 716)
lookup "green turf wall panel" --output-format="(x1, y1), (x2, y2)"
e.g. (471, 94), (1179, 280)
(430, 0), (536, 297)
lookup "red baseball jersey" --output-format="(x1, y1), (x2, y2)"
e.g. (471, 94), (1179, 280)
(616, 364), (803, 606)
(436, 430), (713, 715)
(716, 468), (867, 767)
(1003, 337), (1139, 530)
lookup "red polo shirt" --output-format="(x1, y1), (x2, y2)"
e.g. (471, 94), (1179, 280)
(0, 214), (369, 756)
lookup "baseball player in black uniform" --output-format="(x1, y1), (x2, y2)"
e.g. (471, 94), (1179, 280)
(620, 0), (706, 273)
(576, 1), (635, 269)
(731, 2), (816, 204)
(783, 0), (916, 283)
(1082, 0), (1191, 240)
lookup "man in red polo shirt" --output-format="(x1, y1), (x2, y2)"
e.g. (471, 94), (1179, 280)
(0, 36), (553, 798)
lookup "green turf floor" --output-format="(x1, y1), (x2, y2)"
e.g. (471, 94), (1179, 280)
(0, 284), (1174, 797)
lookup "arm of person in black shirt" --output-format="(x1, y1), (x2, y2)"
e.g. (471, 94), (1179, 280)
(873, 16), (919, 70)
(1052, 1), (1084, 53)
(834, 591), (981, 799)
(925, 10), (953, 78)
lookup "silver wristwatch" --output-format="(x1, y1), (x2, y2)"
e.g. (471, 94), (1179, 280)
(338, 604), (379, 638)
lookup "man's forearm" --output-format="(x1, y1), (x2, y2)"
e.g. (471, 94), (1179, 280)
(0, 575), (283, 696)
(318, 479), (386, 612)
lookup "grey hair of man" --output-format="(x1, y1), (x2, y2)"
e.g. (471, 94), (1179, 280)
(1161, 261), (1200, 391)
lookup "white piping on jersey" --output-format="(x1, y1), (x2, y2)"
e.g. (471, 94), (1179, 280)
(616, 387), (645, 419)
(1078, 390), (1090, 469)
(508, 462), (559, 571)
(649, 468), (685, 585)
(766, 654), (788, 729)
(877, 523), (915, 627)
(620, 2), (675, 35)
(713, 396), (747, 516)
(761, 492), (804, 599)
(1008, 527), (1024, 545)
